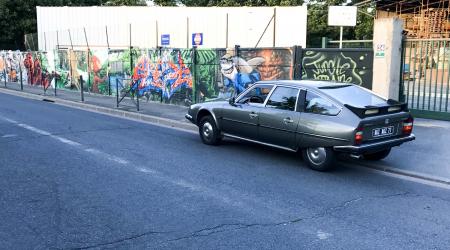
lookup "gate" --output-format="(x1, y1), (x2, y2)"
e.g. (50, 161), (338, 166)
(401, 38), (450, 120)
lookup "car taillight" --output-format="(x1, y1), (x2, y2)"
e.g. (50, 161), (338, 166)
(355, 127), (364, 145)
(402, 116), (414, 135)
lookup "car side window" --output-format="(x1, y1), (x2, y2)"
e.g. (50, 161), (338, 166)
(305, 91), (340, 115)
(266, 86), (299, 111)
(237, 85), (273, 104)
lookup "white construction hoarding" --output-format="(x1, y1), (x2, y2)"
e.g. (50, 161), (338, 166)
(36, 6), (308, 50)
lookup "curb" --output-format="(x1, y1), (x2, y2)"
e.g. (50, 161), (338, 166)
(1, 87), (449, 187)
(351, 160), (450, 186)
(0, 87), (197, 133)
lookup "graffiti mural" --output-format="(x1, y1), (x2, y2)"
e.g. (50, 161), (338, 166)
(301, 49), (373, 89)
(108, 49), (132, 94)
(194, 49), (223, 101)
(5, 47), (375, 105)
(131, 48), (193, 105)
(0, 52), (5, 82)
(240, 48), (293, 81)
(19, 51), (56, 89)
(88, 50), (109, 94)
(1, 51), (24, 83)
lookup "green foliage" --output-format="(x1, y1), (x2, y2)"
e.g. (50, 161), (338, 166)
(103, 0), (146, 5)
(306, 0), (374, 47)
(180, 0), (303, 7)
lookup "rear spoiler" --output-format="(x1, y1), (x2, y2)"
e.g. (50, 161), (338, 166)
(345, 100), (409, 118)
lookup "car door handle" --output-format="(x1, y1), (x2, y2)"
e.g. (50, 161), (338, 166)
(283, 118), (294, 124)
(249, 112), (258, 119)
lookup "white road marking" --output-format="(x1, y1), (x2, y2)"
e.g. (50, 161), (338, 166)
(1, 134), (17, 138)
(84, 148), (129, 165)
(317, 230), (333, 240)
(136, 167), (157, 174)
(52, 136), (82, 147)
(3, 118), (18, 124)
(1, 116), (129, 166)
(17, 123), (51, 136)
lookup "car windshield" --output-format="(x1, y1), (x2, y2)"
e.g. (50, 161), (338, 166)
(319, 85), (387, 107)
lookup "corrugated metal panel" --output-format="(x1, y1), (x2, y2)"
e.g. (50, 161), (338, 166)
(36, 6), (308, 50)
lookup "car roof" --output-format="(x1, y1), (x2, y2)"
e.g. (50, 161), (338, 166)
(255, 80), (353, 89)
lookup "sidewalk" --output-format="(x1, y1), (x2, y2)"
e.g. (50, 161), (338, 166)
(1, 82), (449, 185)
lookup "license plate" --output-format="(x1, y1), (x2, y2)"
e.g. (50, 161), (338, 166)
(372, 126), (394, 137)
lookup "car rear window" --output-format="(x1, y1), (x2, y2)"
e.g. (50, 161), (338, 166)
(319, 85), (387, 107)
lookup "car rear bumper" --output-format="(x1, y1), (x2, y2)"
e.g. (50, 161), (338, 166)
(333, 134), (415, 154)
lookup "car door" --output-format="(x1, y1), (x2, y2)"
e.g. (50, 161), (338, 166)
(221, 84), (274, 140)
(258, 86), (301, 149)
(296, 89), (345, 148)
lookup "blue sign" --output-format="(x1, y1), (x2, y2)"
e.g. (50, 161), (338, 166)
(192, 33), (203, 46)
(161, 34), (170, 46)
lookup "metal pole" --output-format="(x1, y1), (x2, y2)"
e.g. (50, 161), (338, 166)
(68, 29), (73, 50)
(3, 54), (7, 87)
(54, 71), (57, 96)
(80, 75), (84, 102)
(116, 78), (119, 108)
(136, 83), (140, 111)
(44, 32), (47, 51)
(106, 26), (111, 96)
(84, 27), (91, 93)
(273, 8), (276, 47)
(156, 20), (159, 47)
(226, 13), (229, 48)
(56, 30), (60, 49)
(322, 37), (328, 48)
(192, 46), (197, 103)
(107, 48), (111, 96)
(187, 17), (189, 49)
(19, 56), (23, 90)
(159, 47), (163, 103)
(339, 26), (343, 49)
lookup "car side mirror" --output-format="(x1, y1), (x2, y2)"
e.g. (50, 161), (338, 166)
(229, 97), (236, 106)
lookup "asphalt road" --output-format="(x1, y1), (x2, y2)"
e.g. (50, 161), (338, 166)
(1, 92), (450, 250)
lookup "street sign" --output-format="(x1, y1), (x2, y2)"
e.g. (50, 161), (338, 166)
(192, 33), (203, 46)
(375, 43), (386, 58)
(161, 34), (170, 46)
(328, 6), (357, 27)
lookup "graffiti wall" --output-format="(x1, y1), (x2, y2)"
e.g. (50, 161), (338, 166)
(301, 49), (373, 89)
(2, 47), (374, 105)
(194, 48), (294, 102)
(88, 50), (109, 94)
(131, 48), (193, 105)
(0, 51), (24, 83)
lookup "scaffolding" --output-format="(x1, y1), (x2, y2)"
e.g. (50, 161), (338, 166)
(377, 0), (450, 38)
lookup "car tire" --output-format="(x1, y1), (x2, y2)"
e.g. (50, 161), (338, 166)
(199, 116), (222, 146)
(363, 148), (391, 161)
(302, 147), (336, 171)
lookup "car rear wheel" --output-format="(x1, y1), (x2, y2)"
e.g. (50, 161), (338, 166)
(363, 148), (391, 161)
(302, 147), (335, 171)
(199, 116), (222, 145)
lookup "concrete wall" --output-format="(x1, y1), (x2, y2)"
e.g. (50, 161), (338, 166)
(372, 17), (404, 100)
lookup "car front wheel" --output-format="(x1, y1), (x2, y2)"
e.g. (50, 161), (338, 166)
(363, 148), (391, 161)
(302, 147), (336, 171)
(199, 116), (222, 145)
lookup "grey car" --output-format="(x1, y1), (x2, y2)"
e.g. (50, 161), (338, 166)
(186, 80), (415, 171)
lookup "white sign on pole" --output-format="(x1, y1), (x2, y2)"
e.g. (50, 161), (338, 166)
(328, 6), (357, 27)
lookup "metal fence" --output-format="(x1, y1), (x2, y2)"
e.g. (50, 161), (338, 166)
(401, 38), (450, 120)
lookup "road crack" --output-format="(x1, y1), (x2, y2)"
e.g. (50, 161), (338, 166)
(71, 229), (173, 249)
